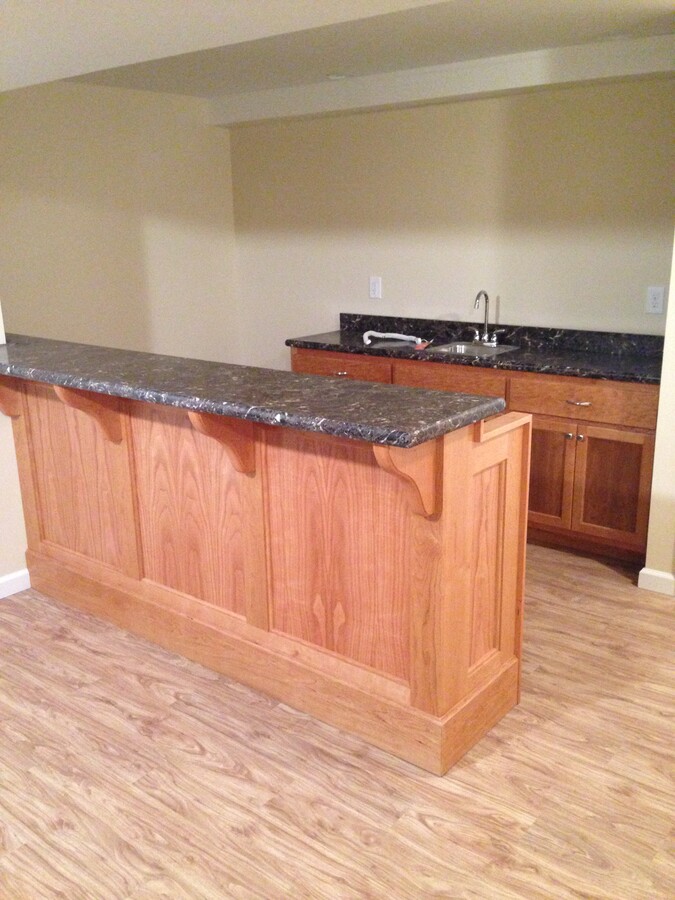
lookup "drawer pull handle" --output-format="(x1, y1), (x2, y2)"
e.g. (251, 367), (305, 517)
(565, 432), (574, 440)
(566, 399), (592, 407)
(577, 434), (585, 442)
(334, 371), (349, 377)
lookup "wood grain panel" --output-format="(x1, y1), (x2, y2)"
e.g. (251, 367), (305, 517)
(469, 461), (504, 668)
(462, 424), (529, 699)
(23, 382), (139, 575)
(291, 348), (392, 383)
(528, 415), (577, 528)
(509, 373), (659, 429)
(130, 403), (260, 617)
(572, 425), (655, 549)
(263, 428), (411, 681)
(393, 359), (507, 398)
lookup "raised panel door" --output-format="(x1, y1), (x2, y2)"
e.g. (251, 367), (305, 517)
(528, 416), (577, 530)
(572, 424), (655, 549)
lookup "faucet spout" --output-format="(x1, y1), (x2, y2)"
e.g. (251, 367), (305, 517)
(473, 290), (490, 343)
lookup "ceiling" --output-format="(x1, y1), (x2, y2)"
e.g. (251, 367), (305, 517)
(70, 0), (674, 99)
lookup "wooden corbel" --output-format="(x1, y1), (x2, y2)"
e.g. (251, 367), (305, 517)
(53, 385), (123, 443)
(187, 411), (256, 475)
(0, 376), (23, 418)
(373, 437), (442, 518)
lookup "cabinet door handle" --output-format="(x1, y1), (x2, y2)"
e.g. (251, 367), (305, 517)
(564, 432), (574, 440)
(566, 399), (592, 407)
(334, 371), (349, 377)
(577, 434), (585, 441)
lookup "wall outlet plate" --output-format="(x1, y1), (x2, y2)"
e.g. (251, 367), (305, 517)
(369, 275), (382, 300)
(645, 286), (665, 314)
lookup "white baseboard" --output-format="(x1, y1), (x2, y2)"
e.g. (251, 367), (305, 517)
(0, 568), (31, 599)
(638, 567), (675, 597)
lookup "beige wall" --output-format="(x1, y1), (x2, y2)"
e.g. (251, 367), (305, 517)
(641, 233), (675, 594)
(0, 81), (239, 362)
(0, 80), (239, 584)
(0, 303), (28, 581)
(231, 79), (673, 370)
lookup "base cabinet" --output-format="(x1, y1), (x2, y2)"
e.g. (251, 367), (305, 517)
(529, 416), (655, 552)
(291, 347), (660, 560)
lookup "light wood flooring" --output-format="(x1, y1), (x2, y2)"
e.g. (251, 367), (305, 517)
(0, 544), (672, 899)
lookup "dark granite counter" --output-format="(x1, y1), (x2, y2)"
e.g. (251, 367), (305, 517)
(0, 333), (505, 448)
(286, 314), (664, 385)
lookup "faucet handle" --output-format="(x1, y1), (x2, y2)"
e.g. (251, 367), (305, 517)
(487, 328), (506, 346)
(466, 326), (481, 342)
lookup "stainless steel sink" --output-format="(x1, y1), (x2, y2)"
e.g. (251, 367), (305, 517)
(368, 339), (423, 349)
(425, 342), (518, 358)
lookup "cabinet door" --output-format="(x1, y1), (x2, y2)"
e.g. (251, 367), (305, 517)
(393, 360), (507, 398)
(291, 348), (392, 383)
(528, 415), (577, 530)
(572, 424), (655, 550)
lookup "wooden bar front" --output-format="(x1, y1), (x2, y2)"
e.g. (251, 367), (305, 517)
(1, 375), (531, 774)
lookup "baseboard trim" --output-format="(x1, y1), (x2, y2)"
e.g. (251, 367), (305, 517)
(638, 567), (675, 597)
(0, 568), (31, 599)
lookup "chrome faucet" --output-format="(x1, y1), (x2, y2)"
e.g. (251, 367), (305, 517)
(473, 290), (490, 343)
(471, 290), (504, 346)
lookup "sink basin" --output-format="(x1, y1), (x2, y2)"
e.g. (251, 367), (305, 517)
(426, 342), (518, 358)
(368, 339), (424, 349)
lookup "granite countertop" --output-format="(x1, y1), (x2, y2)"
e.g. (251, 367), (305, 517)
(0, 333), (505, 448)
(286, 314), (664, 385)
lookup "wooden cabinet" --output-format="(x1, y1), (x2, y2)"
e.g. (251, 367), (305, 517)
(291, 348), (392, 383)
(290, 345), (660, 559)
(528, 416), (654, 552)
(510, 373), (658, 557)
(509, 373), (659, 430)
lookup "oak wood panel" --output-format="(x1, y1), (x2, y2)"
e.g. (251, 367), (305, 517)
(290, 348), (392, 382)
(22, 381), (140, 576)
(468, 460), (504, 668)
(463, 428), (528, 699)
(130, 402), (263, 619)
(393, 358), (508, 398)
(509, 372), (659, 429)
(262, 428), (411, 681)
(572, 424), (655, 549)
(528, 415), (577, 529)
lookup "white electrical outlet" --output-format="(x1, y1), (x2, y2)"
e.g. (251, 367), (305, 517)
(369, 276), (382, 300)
(645, 286), (665, 314)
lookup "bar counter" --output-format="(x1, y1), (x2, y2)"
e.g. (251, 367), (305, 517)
(0, 334), (531, 773)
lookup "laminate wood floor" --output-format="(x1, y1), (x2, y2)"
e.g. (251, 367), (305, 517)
(0, 544), (672, 899)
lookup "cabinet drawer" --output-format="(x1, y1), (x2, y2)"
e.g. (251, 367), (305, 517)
(509, 373), (659, 429)
(291, 349), (392, 383)
(393, 360), (507, 398)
